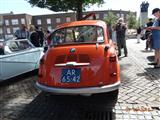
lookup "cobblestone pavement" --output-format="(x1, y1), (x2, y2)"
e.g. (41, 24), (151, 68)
(0, 39), (160, 120)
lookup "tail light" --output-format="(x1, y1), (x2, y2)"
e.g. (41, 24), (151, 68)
(109, 53), (116, 62)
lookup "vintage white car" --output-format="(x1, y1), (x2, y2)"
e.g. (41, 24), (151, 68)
(0, 39), (44, 81)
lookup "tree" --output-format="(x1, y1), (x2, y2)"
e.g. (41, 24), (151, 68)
(127, 12), (137, 29)
(103, 12), (117, 39)
(103, 11), (117, 27)
(26, 0), (104, 20)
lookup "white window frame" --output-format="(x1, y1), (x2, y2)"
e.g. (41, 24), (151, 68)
(66, 17), (71, 22)
(28, 19), (31, 24)
(47, 26), (52, 31)
(21, 18), (25, 24)
(103, 14), (108, 19)
(7, 28), (11, 34)
(117, 13), (120, 17)
(5, 19), (9, 26)
(46, 18), (51, 24)
(95, 14), (99, 19)
(37, 19), (42, 25)
(11, 19), (19, 25)
(56, 18), (61, 23)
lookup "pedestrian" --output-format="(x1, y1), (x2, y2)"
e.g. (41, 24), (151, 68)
(29, 25), (40, 47)
(14, 24), (29, 39)
(144, 18), (153, 51)
(147, 8), (160, 68)
(115, 18), (128, 57)
(44, 30), (51, 46)
(136, 26), (142, 43)
(35, 26), (44, 47)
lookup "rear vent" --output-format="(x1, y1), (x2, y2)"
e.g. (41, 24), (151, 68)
(67, 54), (77, 62)
(55, 54), (90, 64)
(79, 54), (90, 63)
(55, 55), (66, 64)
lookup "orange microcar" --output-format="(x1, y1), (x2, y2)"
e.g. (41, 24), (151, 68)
(36, 20), (120, 96)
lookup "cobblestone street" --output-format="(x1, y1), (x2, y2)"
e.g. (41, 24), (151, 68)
(0, 39), (160, 120)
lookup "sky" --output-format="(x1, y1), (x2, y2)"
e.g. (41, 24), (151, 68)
(0, 0), (160, 18)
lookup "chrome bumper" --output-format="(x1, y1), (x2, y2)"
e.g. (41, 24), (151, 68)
(36, 81), (120, 94)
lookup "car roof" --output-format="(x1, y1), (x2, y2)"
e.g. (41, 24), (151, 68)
(56, 20), (107, 29)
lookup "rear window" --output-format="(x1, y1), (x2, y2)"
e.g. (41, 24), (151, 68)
(51, 25), (104, 45)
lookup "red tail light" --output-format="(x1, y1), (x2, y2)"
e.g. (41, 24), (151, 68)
(109, 56), (116, 62)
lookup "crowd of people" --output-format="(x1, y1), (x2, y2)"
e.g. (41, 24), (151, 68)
(135, 8), (160, 68)
(14, 24), (51, 47)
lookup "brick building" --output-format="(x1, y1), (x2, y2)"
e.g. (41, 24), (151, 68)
(0, 10), (136, 38)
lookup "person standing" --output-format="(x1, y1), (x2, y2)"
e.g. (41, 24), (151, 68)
(147, 8), (160, 68)
(15, 24), (29, 39)
(29, 25), (40, 47)
(35, 26), (44, 47)
(145, 18), (153, 51)
(115, 18), (128, 57)
(136, 26), (142, 43)
(44, 30), (51, 46)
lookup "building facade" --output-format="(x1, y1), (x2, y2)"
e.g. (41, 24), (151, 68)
(0, 10), (136, 38)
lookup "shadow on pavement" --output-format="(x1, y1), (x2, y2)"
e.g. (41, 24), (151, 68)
(0, 69), (38, 87)
(146, 55), (154, 62)
(16, 91), (118, 120)
(137, 67), (160, 80)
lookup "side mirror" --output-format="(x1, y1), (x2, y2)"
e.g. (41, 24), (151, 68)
(104, 44), (110, 51)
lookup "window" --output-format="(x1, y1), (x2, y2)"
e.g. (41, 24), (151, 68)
(51, 25), (104, 45)
(9, 40), (33, 52)
(11, 19), (19, 25)
(117, 13), (120, 17)
(56, 18), (61, 23)
(37, 19), (41, 25)
(5, 19), (9, 26)
(95, 14), (99, 19)
(0, 28), (2, 34)
(47, 26), (52, 31)
(7, 28), (11, 34)
(13, 27), (19, 33)
(21, 18), (25, 24)
(66, 17), (71, 22)
(46, 18), (51, 24)
(103, 14), (108, 19)
(28, 19), (31, 24)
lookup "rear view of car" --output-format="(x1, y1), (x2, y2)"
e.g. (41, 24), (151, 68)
(36, 20), (120, 96)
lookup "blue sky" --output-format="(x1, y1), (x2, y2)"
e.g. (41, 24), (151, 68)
(0, 0), (160, 18)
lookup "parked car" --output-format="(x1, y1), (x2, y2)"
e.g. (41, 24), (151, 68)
(0, 39), (44, 81)
(36, 20), (120, 96)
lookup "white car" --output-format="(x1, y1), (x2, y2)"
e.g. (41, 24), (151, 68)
(0, 39), (44, 81)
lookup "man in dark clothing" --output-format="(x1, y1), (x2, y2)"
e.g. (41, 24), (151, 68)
(35, 26), (44, 47)
(115, 18), (128, 57)
(145, 18), (153, 50)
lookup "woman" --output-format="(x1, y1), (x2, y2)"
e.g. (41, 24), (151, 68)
(147, 8), (160, 68)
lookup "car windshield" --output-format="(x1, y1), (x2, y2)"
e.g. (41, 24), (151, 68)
(8, 40), (33, 52)
(51, 25), (104, 45)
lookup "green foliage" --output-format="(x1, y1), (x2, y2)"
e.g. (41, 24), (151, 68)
(127, 12), (137, 29)
(103, 12), (118, 27)
(26, 0), (104, 20)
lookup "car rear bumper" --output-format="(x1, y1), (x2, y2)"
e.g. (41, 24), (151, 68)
(35, 81), (120, 94)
